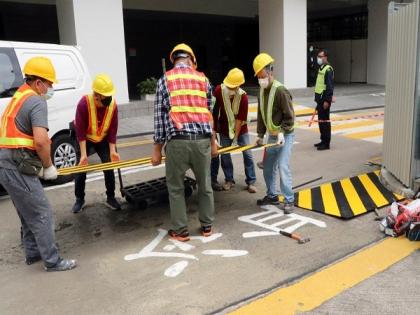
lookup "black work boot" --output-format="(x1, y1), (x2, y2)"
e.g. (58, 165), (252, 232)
(72, 198), (85, 214)
(317, 143), (330, 151)
(25, 255), (42, 265)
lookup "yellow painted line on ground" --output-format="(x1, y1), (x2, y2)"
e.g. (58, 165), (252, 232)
(319, 183), (340, 216)
(230, 237), (420, 315)
(118, 139), (153, 148)
(358, 174), (389, 207)
(340, 178), (366, 215)
(346, 129), (383, 140)
(331, 119), (382, 131)
(297, 189), (312, 209)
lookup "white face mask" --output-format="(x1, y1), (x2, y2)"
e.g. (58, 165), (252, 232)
(317, 57), (323, 66)
(41, 81), (54, 100)
(258, 78), (269, 89)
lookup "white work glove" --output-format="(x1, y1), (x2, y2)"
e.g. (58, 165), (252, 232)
(255, 137), (264, 147)
(38, 168), (44, 178)
(276, 133), (285, 147)
(43, 165), (58, 181)
(231, 138), (238, 146)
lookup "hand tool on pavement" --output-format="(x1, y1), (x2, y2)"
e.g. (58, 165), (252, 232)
(279, 231), (310, 244)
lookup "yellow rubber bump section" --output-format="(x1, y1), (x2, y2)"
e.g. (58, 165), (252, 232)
(319, 183), (340, 217)
(296, 188), (311, 210)
(230, 237), (420, 315)
(294, 172), (401, 219)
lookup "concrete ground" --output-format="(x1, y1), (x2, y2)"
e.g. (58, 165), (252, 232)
(0, 108), (410, 315)
(307, 251), (420, 315)
(1, 85), (417, 315)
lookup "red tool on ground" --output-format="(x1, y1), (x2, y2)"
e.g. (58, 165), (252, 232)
(279, 231), (310, 244)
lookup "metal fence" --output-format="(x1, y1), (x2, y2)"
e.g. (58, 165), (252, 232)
(383, 0), (419, 188)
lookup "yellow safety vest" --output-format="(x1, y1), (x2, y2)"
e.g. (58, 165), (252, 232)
(259, 80), (283, 134)
(85, 94), (116, 143)
(221, 84), (246, 139)
(315, 64), (333, 95)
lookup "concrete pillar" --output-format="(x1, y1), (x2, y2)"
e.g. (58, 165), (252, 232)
(259, 0), (307, 88)
(56, 0), (129, 103)
(367, 0), (392, 86)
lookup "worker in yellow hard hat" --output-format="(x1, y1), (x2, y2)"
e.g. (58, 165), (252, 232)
(210, 68), (257, 193)
(252, 53), (296, 214)
(0, 56), (77, 271)
(152, 43), (218, 242)
(72, 73), (121, 213)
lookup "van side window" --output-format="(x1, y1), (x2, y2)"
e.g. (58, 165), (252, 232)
(0, 48), (24, 98)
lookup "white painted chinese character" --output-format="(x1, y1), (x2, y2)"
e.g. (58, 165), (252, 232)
(238, 205), (327, 238)
(124, 228), (248, 278)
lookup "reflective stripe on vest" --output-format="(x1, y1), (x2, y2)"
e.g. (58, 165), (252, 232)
(85, 95), (116, 143)
(0, 84), (37, 150)
(259, 80), (283, 133)
(315, 64), (333, 95)
(221, 84), (246, 139)
(166, 67), (211, 130)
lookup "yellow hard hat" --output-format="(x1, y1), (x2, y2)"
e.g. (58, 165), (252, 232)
(223, 68), (245, 88)
(253, 53), (274, 76)
(23, 56), (57, 83)
(92, 74), (115, 96)
(170, 43), (197, 64)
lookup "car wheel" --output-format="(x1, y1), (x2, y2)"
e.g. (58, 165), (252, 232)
(50, 133), (79, 185)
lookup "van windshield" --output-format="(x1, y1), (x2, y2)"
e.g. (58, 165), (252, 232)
(0, 49), (24, 99)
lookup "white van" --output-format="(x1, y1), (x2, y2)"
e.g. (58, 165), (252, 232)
(0, 40), (91, 186)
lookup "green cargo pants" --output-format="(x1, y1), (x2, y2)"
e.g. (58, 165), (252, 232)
(165, 138), (215, 232)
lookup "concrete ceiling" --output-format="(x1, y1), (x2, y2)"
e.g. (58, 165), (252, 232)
(0, 0), (369, 16)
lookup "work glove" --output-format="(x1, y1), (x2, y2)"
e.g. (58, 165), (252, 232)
(276, 133), (285, 147)
(231, 138), (238, 146)
(43, 165), (58, 181)
(255, 137), (264, 147)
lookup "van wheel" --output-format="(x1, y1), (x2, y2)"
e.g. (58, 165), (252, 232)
(50, 133), (79, 185)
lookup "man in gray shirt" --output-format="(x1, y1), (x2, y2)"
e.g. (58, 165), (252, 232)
(0, 56), (76, 272)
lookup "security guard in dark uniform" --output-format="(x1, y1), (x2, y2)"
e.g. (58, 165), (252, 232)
(314, 49), (334, 151)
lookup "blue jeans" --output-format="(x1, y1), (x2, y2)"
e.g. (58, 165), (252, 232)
(211, 133), (256, 185)
(263, 133), (294, 203)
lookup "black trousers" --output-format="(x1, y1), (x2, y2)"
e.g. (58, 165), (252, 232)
(316, 101), (331, 145)
(74, 140), (115, 200)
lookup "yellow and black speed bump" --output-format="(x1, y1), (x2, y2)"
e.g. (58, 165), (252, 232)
(294, 171), (404, 219)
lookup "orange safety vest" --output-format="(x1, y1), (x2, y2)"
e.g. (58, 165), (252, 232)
(0, 84), (37, 150)
(85, 94), (116, 143)
(166, 67), (212, 130)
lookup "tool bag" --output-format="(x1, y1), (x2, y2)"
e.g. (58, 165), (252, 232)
(11, 148), (42, 176)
